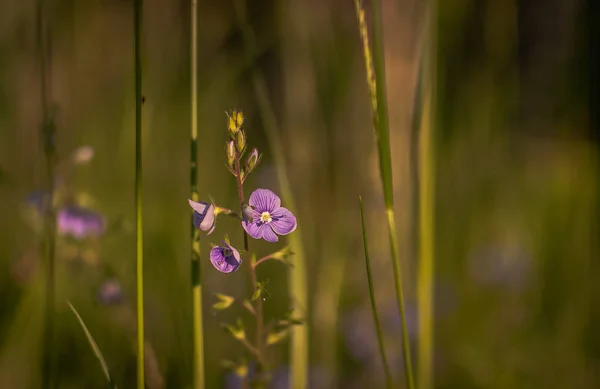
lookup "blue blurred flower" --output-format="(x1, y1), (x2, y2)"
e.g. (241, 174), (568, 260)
(57, 205), (105, 239)
(97, 279), (124, 305)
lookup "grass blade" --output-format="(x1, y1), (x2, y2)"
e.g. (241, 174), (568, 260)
(352, 1), (415, 388)
(133, 0), (145, 386)
(358, 197), (393, 389)
(415, 5), (436, 389)
(67, 301), (117, 389)
(190, 0), (205, 388)
(35, 0), (57, 386)
(233, 1), (309, 386)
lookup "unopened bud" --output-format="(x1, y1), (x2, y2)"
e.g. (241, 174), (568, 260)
(226, 140), (236, 167)
(245, 148), (259, 173)
(235, 111), (244, 128)
(235, 130), (246, 153)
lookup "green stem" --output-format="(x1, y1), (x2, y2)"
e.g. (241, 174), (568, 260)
(232, 2), (309, 387)
(359, 197), (393, 389)
(234, 154), (267, 382)
(36, 0), (56, 385)
(353, 0), (415, 388)
(416, 5), (436, 389)
(134, 0), (144, 386)
(190, 0), (205, 387)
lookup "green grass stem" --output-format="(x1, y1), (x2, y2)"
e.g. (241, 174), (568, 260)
(359, 197), (393, 389)
(233, 1), (309, 387)
(36, 0), (57, 385)
(134, 0), (145, 386)
(415, 5), (436, 389)
(190, 1), (205, 388)
(352, 1), (415, 388)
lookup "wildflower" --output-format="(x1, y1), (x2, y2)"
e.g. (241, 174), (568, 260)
(97, 279), (124, 305)
(57, 205), (105, 239)
(210, 242), (243, 273)
(188, 199), (216, 235)
(242, 189), (297, 243)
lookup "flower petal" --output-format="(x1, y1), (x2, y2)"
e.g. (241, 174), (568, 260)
(270, 207), (297, 236)
(248, 189), (281, 213)
(262, 226), (279, 242)
(188, 199), (210, 214)
(242, 220), (265, 239)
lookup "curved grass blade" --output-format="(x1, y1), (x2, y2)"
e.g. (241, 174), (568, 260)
(233, 0), (309, 386)
(358, 197), (393, 389)
(352, 1), (415, 388)
(67, 301), (117, 389)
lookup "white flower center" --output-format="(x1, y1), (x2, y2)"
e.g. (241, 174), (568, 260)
(260, 211), (272, 223)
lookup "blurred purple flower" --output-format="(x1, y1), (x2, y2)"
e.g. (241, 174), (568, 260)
(97, 279), (124, 305)
(57, 205), (105, 239)
(209, 242), (242, 273)
(71, 146), (94, 164)
(468, 242), (532, 289)
(188, 199), (215, 234)
(242, 189), (297, 243)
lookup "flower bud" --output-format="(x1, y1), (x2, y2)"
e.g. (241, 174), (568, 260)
(245, 148), (259, 173)
(235, 111), (244, 128)
(235, 130), (246, 153)
(227, 113), (238, 137)
(226, 140), (236, 167)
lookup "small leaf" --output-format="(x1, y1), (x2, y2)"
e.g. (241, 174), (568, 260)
(213, 294), (235, 310)
(252, 288), (261, 301)
(266, 329), (289, 346)
(271, 246), (292, 261)
(222, 323), (246, 341)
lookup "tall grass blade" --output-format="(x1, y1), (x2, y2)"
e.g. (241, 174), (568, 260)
(352, 1), (415, 388)
(233, 1), (309, 387)
(358, 197), (393, 389)
(66, 301), (117, 389)
(133, 0), (145, 386)
(35, 0), (57, 385)
(190, 0), (205, 387)
(415, 5), (436, 389)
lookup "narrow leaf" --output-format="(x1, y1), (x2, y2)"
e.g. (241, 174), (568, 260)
(213, 294), (235, 310)
(266, 329), (289, 346)
(67, 301), (117, 388)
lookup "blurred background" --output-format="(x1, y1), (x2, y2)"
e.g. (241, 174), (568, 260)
(0, 0), (597, 388)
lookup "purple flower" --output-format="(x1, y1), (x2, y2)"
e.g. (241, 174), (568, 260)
(242, 189), (297, 243)
(97, 279), (124, 305)
(188, 200), (216, 234)
(57, 205), (105, 239)
(209, 242), (242, 273)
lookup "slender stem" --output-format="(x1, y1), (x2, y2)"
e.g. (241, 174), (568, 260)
(190, 0), (205, 387)
(234, 154), (266, 379)
(353, 0), (415, 388)
(252, 254), (274, 269)
(416, 4), (436, 389)
(359, 197), (393, 389)
(134, 0), (145, 386)
(36, 0), (56, 386)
